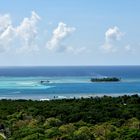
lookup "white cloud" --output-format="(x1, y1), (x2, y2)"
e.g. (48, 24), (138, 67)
(105, 26), (123, 41)
(0, 26), (15, 52)
(0, 14), (11, 34)
(46, 22), (75, 51)
(101, 26), (124, 52)
(0, 12), (86, 55)
(124, 44), (136, 53)
(0, 12), (79, 54)
(66, 46), (88, 54)
(46, 22), (86, 54)
(0, 11), (40, 53)
(0, 14), (15, 52)
(16, 11), (40, 53)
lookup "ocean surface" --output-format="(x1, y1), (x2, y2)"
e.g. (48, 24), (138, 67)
(0, 66), (140, 100)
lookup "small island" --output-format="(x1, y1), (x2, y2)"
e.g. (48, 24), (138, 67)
(91, 77), (120, 82)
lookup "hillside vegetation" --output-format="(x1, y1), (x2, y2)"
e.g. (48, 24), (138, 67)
(0, 95), (140, 140)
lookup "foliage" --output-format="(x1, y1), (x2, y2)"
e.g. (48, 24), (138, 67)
(0, 95), (140, 139)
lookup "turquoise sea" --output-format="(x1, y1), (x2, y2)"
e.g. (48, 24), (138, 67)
(0, 66), (140, 100)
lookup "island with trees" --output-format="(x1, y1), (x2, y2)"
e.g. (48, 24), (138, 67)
(91, 77), (120, 82)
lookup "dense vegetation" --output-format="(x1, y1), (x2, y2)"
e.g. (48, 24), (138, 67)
(0, 95), (140, 140)
(91, 77), (120, 82)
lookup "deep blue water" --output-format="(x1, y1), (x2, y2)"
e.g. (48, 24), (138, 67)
(0, 66), (140, 78)
(0, 66), (140, 100)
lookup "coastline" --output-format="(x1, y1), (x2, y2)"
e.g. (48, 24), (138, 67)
(0, 92), (140, 101)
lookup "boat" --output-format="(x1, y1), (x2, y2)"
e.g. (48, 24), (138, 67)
(40, 80), (50, 85)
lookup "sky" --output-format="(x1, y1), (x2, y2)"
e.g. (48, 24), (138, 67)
(0, 0), (140, 66)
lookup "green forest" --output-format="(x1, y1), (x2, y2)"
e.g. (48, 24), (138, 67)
(0, 95), (140, 140)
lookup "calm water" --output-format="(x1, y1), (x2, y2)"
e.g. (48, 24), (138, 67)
(0, 66), (140, 100)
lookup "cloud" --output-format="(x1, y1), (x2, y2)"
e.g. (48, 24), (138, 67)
(101, 26), (124, 52)
(16, 11), (40, 53)
(0, 12), (86, 55)
(0, 11), (40, 53)
(105, 26), (123, 41)
(66, 46), (88, 54)
(46, 22), (86, 54)
(0, 14), (11, 34)
(0, 14), (14, 52)
(0, 12), (87, 55)
(46, 22), (75, 52)
(124, 44), (136, 53)
(0, 26), (15, 52)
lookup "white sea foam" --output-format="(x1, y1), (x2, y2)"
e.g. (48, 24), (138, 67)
(16, 81), (37, 86)
(55, 96), (67, 99)
(0, 97), (6, 99)
(40, 98), (50, 101)
(46, 86), (55, 88)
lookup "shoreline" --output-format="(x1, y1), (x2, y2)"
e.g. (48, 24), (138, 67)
(0, 92), (140, 101)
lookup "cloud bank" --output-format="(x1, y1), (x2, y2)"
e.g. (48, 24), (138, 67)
(0, 12), (81, 54)
(0, 11), (136, 56)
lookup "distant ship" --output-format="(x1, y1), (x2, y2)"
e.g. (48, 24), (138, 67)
(40, 80), (50, 85)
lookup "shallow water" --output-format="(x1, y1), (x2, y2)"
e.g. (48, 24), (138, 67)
(0, 66), (140, 100)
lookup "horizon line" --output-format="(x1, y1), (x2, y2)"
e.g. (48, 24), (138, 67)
(0, 65), (140, 67)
